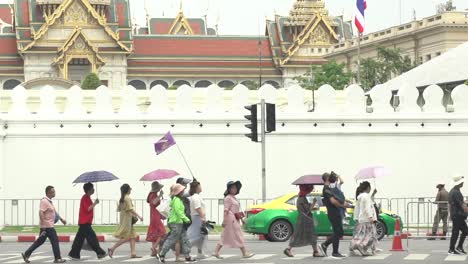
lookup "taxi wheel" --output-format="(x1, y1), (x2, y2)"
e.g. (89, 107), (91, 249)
(268, 220), (293, 242)
(376, 220), (387, 241)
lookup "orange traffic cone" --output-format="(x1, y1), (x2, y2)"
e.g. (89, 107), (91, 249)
(390, 218), (404, 251)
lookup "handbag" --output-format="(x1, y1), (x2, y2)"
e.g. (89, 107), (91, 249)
(234, 212), (245, 220)
(157, 199), (171, 220)
(131, 216), (138, 225)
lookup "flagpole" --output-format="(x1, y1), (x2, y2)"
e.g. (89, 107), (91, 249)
(357, 32), (361, 85)
(175, 144), (195, 179)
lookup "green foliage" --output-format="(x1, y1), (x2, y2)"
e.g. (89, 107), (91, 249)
(293, 60), (352, 90)
(465, 80), (468, 86)
(81, 73), (101, 90)
(241, 80), (259, 90)
(359, 46), (415, 91)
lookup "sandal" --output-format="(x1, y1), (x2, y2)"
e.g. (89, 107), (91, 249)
(211, 254), (224, 259)
(283, 249), (294, 258)
(107, 248), (114, 259)
(313, 251), (325, 258)
(242, 253), (255, 259)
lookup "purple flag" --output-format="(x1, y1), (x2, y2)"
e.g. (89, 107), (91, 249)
(154, 132), (176, 155)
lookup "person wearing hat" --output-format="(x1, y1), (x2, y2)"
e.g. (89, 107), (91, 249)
(172, 177), (192, 261)
(157, 184), (196, 263)
(146, 181), (166, 256)
(429, 182), (449, 240)
(448, 174), (468, 254)
(212, 181), (254, 259)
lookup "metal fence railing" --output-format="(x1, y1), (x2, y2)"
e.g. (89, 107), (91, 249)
(0, 198), (257, 227)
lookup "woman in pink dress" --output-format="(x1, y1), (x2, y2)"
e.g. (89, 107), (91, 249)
(146, 181), (166, 256)
(212, 181), (254, 259)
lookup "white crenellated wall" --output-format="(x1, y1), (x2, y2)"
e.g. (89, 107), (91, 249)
(0, 83), (468, 208)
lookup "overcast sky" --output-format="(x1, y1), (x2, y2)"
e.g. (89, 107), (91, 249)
(2, 0), (467, 35)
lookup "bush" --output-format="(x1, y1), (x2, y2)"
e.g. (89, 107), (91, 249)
(81, 73), (101, 90)
(465, 80), (468, 86)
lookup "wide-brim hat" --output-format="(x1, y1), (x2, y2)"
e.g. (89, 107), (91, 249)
(170, 183), (186, 196)
(436, 184), (445, 189)
(453, 173), (465, 186)
(224, 181), (242, 196)
(151, 181), (164, 192)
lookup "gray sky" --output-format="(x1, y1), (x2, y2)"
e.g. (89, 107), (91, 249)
(2, 0), (468, 35)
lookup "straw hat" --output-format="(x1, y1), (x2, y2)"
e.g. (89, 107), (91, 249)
(170, 183), (186, 196)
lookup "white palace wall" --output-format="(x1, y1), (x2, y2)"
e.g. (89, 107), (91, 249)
(0, 83), (468, 204)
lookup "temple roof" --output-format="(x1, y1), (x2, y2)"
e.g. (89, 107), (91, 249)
(149, 17), (207, 35)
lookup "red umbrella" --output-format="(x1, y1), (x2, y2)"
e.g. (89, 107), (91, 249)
(292, 174), (324, 185)
(140, 169), (179, 181)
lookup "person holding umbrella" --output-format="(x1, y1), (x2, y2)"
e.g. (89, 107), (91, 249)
(108, 184), (143, 259)
(146, 181), (166, 256)
(283, 184), (324, 258)
(68, 183), (107, 260)
(21, 186), (67, 263)
(212, 181), (254, 259)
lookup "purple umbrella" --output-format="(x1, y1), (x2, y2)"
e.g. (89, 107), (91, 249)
(140, 169), (180, 181)
(355, 166), (391, 180)
(292, 174), (324, 185)
(73, 171), (119, 197)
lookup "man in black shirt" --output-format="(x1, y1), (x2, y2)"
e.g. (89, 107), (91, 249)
(448, 174), (468, 255)
(321, 172), (347, 258)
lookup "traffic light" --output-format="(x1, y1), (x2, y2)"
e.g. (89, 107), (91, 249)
(244, 104), (258, 142)
(266, 103), (276, 132)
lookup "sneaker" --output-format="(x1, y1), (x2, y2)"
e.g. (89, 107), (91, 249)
(21, 253), (30, 264)
(67, 254), (80, 261)
(449, 249), (461, 255)
(156, 254), (165, 263)
(184, 256), (197, 263)
(456, 247), (467, 254)
(53, 259), (67, 263)
(331, 253), (347, 259)
(97, 253), (107, 259)
(321, 243), (328, 256)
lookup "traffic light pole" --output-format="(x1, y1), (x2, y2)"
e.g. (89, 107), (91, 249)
(260, 99), (266, 202)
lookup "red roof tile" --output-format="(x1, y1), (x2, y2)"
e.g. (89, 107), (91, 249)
(127, 60), (276, 67)
(133, 37), (273, 57)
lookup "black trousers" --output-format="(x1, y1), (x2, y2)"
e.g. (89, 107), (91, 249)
(450, 216), (468, 250)
(323, 212), (344, 254)
(69, 224), (106, 258)
(24, 228), (61, 260)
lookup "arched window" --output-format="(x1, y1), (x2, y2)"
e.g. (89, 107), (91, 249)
(150, 80), (169, 89)
(218, 80), (235, 89)
(128, 80), (146, 90)
(172, 80), (191, 87)
(241, 80), (258, 90)
(195, 80), (212, 88)
(3, 79), (21, 90)
(263, 80), (280, 88)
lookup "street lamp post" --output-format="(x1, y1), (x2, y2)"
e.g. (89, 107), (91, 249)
(310, 66), (316, 112)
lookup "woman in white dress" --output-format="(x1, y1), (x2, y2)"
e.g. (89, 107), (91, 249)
(187, 181), (208, 259)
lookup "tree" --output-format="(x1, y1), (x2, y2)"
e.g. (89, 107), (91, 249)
(359, 46), (415, 91)
(465, 80), (468, 86)
(293, 60), (353, 90)
(81, 73), (101, 90)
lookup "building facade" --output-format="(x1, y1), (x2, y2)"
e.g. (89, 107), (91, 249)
(0, 0), (466, 91)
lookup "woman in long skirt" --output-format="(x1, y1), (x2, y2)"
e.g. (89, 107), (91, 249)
(283, 184), (324, 258)
(187, 181), (208, 259)
(146, 182), (166, 256)
(212, 181), (254, 259)
(350, 181), (378, 256)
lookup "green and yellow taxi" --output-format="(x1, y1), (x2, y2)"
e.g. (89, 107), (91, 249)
(244, 192), (402, 242)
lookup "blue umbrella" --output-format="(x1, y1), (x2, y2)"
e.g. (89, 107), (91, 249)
(73, 171), (119, 197)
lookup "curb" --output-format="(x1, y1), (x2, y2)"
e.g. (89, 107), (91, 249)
(0, 234), (258, 243)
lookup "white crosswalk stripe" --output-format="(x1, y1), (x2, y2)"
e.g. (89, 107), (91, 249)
(82, 255), (126, 262)
(404, 254), (429, 260)
(204, 254), (236, 261)
(5, 256), (51, 264)
(444, 255), (468, 261)
(280, 254), (310, 260)
(364, 254), (391, 260)
(241, 254), (275, 260)
(122, 255), (153, 262)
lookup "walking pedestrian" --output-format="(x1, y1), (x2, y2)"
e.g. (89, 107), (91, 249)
(448, 174), (468, 255)
(321, 172), (347, 258)
(429, 183), (449, 240)
(212, 181), (254, 259)
(146, 181), (166, 256)
(283, 184), (324, 258)
(157, 184), (196, 263)
(349, 181), (378, 256)
(108, 184), (143, 259)
(21, 186), (67, 263)
(68, 183), (107, 260)
(187, 180), (209, 259)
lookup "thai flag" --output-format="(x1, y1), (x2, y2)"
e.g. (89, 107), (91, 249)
(355, 0), (367, 34)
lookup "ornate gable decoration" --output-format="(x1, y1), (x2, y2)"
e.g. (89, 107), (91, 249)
(281, 14), (338, 65)
(22, 0), (131, 52)
(168, 10), (194, 35)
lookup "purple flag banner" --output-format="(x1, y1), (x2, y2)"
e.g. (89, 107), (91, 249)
(154, 132), (176, 155)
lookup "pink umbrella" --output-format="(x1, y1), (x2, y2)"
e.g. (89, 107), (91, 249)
(140, 169), (180, 181)
(355, 166), (391, 180)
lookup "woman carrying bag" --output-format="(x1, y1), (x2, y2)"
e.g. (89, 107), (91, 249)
(146, 181), (166, 257)
(212, 181), (254, 259)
